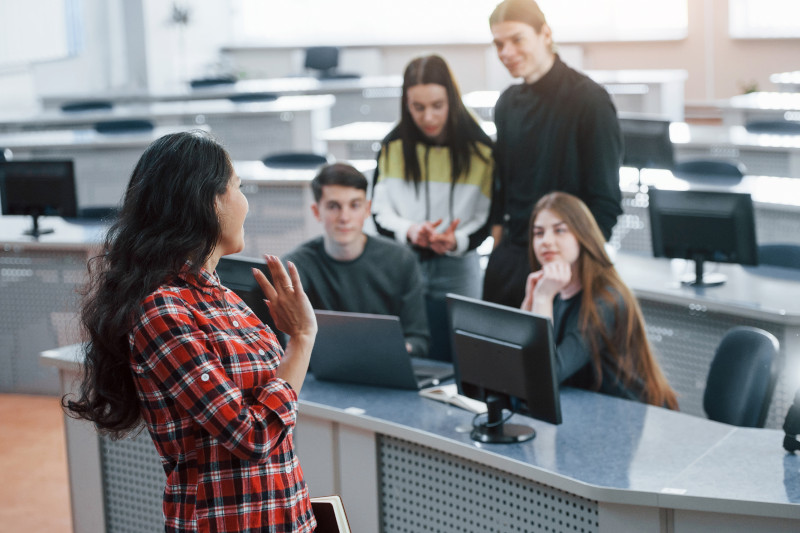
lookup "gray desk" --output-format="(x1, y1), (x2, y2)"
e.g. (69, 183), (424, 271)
(670, 122), (800, 178)
(464, 69), (687, 122)
(771, 70), (800, 93)
(319, 120), (497, 161)
(41, 345), (800, 533)
(720, 91), (800, 127)
(1, 217), (105, 395)
(0, 95), (334, 161)
(40, 75), (403, 127)
(0, 125), (211, 208)
(612, 168), (800, 255)
(613, 252), (800, 430)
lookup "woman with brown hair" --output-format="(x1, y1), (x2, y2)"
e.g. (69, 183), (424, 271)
(522, 191), (678, 409)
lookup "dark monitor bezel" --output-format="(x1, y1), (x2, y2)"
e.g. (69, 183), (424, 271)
(648, 188), (759, 285)
(0, 160), (78, 236)
(447, 294), (562, 427)
(619, 117), (675, 171)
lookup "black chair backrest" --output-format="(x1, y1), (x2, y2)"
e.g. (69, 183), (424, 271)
(745, 120), (800, 135)
(672, 159), (746, 183)
(228, 93), (278, 104)
(190, 76), (237, 89)
(61, 100), (114, 113)
(262, 152), (329, 169)
(94, 119), (155, 134)
(758, 243), (800, 269)
(704, 326), (779, 427)
(619, 117), (674, 170)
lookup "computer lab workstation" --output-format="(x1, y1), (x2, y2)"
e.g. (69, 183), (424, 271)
(4, 1), (800, 532)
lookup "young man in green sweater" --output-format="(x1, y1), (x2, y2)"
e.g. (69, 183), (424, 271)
(283, 163), (430, 357)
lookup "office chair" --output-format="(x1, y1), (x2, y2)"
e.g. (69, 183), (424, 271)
(745, 120), (800, 135)
(304, 46), (360, 80)
(61, 100), (113, 113)
(189, 76), (237, 89)
(704, 326), (780, 428)
(0, 148), (9, 162)
(672, 159), (746, 183)
(758, 243), (800, 269)
(228, 92), (278, 104)
(94, 119), (155, 134)
(262, 152), (330, 169)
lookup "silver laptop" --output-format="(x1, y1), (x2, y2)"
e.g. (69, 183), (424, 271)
(311, 310), (454, 390)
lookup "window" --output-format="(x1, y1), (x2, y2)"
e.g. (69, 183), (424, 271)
(0, 0), (81, 68)
(729, 0), (800, 39)
(231, 0), (687, 46)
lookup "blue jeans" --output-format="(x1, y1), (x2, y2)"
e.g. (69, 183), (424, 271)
(418, 251), (482, 361)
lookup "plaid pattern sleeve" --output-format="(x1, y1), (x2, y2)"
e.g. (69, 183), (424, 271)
(129, 269), (316, 532)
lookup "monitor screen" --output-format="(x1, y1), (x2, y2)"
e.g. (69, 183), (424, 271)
(619, 117), (674, 171)
(648, 188), (758, 286)
(216, 255), (285, 347)
(0, 160), (77, 237)
(447, 294), (562, 444)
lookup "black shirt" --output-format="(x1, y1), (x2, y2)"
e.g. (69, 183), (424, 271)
(491, 55), (624, 244)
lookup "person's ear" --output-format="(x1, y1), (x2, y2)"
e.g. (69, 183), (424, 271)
(541, 23), (553, 47)
(365, 199), (372, 214)
(311, 202), (321, 222)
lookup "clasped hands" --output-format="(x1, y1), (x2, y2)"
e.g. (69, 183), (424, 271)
(407, 218), (460, 254)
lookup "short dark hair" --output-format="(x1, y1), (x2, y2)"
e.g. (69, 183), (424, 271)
(310, 163), (368, 202)
(489, 0), (548, 32)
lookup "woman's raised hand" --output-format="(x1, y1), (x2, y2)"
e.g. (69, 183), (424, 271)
(252, 255), (317, 339)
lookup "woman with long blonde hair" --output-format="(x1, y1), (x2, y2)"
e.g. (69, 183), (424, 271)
(522, 192), (678, 409)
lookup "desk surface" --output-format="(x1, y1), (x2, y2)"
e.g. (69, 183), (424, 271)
(0, 124), (210, 151)
(234, 159), (375, 184)
(723, 92), (800, 112)
(40, 344), (800, 519)
(621, 167), (800, 210)
(0, 216), (106, 249)
(1, 95), (335, 130)
(671, 122), (800, 151)
(39, 75), (403, 108)
(614, 252), (800, 325)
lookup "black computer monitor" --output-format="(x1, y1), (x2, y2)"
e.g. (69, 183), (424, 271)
(446, 294), (562, 444)
(216, 255), (285, 346)
(648, 188), (758, 287)
(0, 160), (78, 237)
(619, 117), (675, 171)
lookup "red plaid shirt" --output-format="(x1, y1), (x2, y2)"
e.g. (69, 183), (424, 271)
(129, 267), (316, 532)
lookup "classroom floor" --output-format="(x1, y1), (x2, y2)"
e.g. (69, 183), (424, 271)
(0, 393), (72, 531)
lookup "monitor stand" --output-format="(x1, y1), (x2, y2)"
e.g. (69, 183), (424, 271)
(470, 394), (536, 444)
(681, 255), (726, 287)
(24, 214), (54, 238)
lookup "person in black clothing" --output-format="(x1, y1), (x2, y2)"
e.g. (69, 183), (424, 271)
(522, 191), (677, 409)
(483, 0), (623, 307)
